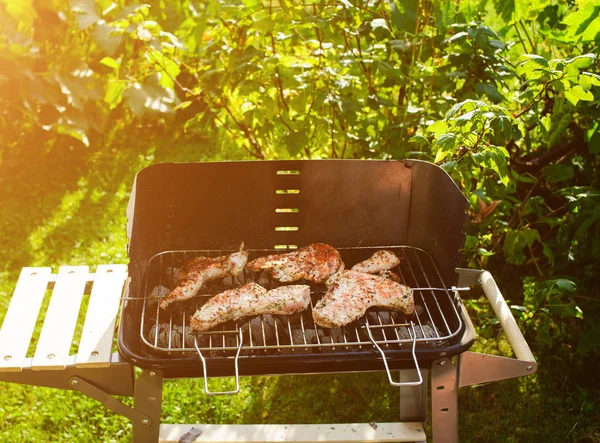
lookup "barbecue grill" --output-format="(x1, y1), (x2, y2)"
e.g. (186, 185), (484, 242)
(0, 159), (537, 442)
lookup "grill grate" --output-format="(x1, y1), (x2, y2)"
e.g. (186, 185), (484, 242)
(139, 246), (463, 355)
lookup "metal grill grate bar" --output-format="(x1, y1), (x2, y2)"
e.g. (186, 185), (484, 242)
(139, 246), (463, 354)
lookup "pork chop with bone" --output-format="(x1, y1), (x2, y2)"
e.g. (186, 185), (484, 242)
(247, 243), (344, 284)
(313, 270), (413, 328)
(190, 283), (311, 332)
(160, 244), (248, 310)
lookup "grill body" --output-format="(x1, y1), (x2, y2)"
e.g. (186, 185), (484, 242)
(118, 160), (473, 376)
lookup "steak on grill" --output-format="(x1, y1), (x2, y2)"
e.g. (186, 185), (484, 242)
(312, 270), (414, 328)
(246, 243), (344, 284)
(160, 244), (248, 310)
(190, 283), (311, 332)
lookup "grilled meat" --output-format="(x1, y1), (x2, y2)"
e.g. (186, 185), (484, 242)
(160, 244), (248, 310)
(379, 269), (402, 283)
(312, 270), (413, 328)
(190, 283), (311, 332)
(351, 250), (400, 274)
(247, 243), (344, 284)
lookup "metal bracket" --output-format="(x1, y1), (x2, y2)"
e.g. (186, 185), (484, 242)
(70, 376), (152, 426)
(458, 351), (535, 387)
(456, 268), (538, 387)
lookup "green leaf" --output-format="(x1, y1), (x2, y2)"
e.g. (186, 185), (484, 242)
(435, 132), (457, 151)
(521, 228), (541, 247)
(371, 18), (390, 31)
(573, 204), (600, 240)
(390, 0), (418, 34)
(71, 0), (100, 30)
(123, 74), (177, 116)
(104, 80), (126, 109)
(409, 135), (430, 146)
(552, 279), (576, 292)
(589, 126), (600, 154)
(441, 160), (457, 172)
(241, 0), (261, 9)
(472, 146), (510, 185)
(434, 0), (455, 31)
(516, 54), (550, 77)
(563, 0), (600, 42)
(543, 164), (574, 182)
(475, 83), (504, 103)
(444, 31), (468, 44)
(519, 54), (549, 66)
(515, 0), (552, 22)
(477, 248), (495, 257)
(100, 56), (119, 69)
(146, 49), (180, 90)
(563, 302), (583, 318)
(284, 129), (308, 157)
(92, 21), (123, 55)
(578, 324), (600, 354)
(446, 99), (486, 119)
(579, 72), (600, 90)
(565, 54), (597, 69)
(4, 0), (35, 28)
(492, 0), (515, 23)
(565, 85), (594, 106)
(427, 120), (448, 136)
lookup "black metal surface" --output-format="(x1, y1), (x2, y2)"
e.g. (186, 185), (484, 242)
(119, 159), (471, 376)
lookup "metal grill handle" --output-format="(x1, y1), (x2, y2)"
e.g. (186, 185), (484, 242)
(365, 320), (423, 387)
(194, 329), (243, 396)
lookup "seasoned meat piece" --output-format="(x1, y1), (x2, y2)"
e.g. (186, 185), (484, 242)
(351, 250), (400, 274)
(379, 269), (402, 284)
(160, 244), (248, 310)
(313, 270), (413, 328)
(190, 283), (311, 332)
(247, 243), (344, 283)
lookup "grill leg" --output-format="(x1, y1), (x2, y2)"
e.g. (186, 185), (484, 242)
(132, 369), (163, 443)
(431, 358), (458, 443)
(399, 369), (428, 422)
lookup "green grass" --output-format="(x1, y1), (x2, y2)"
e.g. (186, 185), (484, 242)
(0, 139), (598, 442)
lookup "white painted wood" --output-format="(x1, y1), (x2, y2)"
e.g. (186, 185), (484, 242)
(31, 266), (90, 371)
(479, 271), (536, 363)
(158, 422), (426, 443)
(0, 267), (52, 372)
(76, 264), (127, 368)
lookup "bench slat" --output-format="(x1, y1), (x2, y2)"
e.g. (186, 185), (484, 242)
(76, 265), (127, 368)
(159, 423), (426, 443)
(31, 266), (90, 371)
(0, 268), (52, 372)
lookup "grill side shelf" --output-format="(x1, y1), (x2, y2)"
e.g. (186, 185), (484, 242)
(0, 265), (127, 373)
(0, 267), (52, 372)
